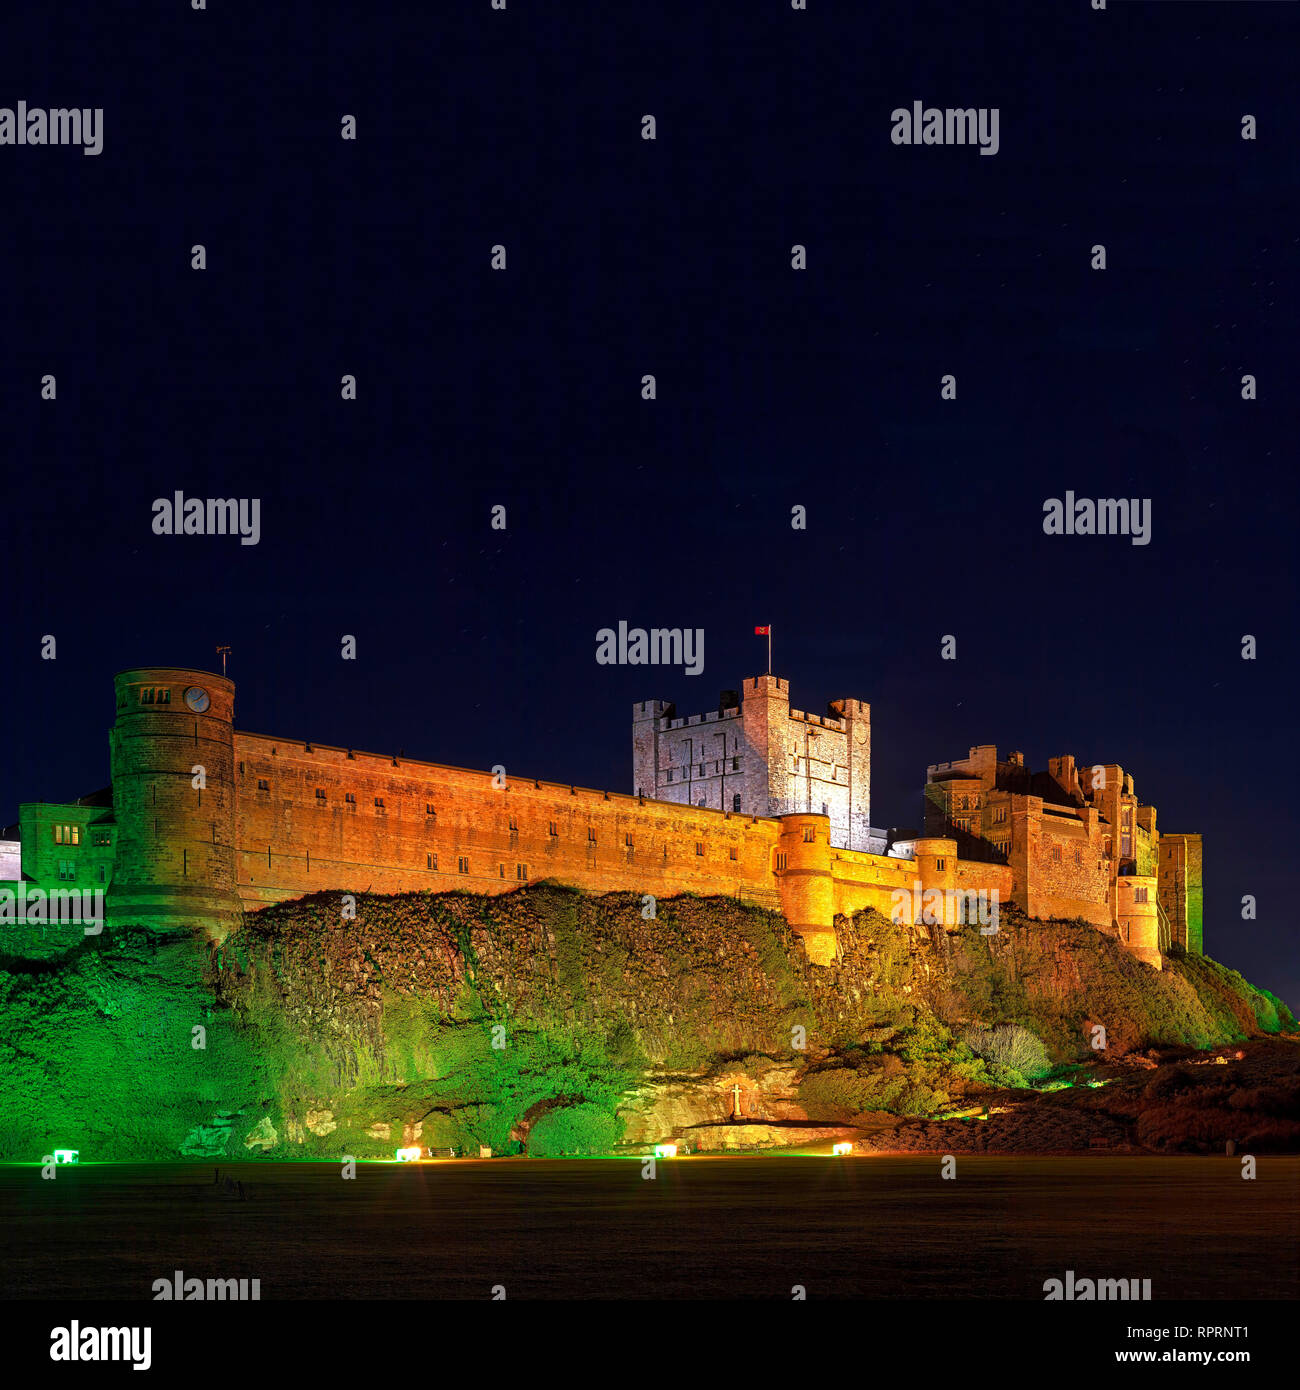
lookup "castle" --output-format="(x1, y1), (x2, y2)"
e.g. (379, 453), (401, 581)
(0, 666), (1203, 970)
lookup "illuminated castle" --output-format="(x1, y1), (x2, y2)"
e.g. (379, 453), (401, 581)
(1, 666), (1203, 970)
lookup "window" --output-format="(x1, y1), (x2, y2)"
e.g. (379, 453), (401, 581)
(732, 794), (741, 812)
(458, 856), (469, 874)
(257, 779), (269, 791)
(316, 789), (327, 803)
(775, 852), (788, 871)
(97, 865), (107, 883)
(499, 864), (506, 878)
(961, 796), (970, 810)
(821, 802), (828, 816)
(625, 833), (634, 847)
(548, 822), (558, 837)
(374, 797), (385, 810)
(345, 793), (356, 810)
(427, 853), (436, 870)
(695, 842), (704, 856)
(1134, 886), (1148, 903)
(1121, 834), (1132, 858)
(1052, 846), (1062, 862)
(1074, 848), (1083, 865)
(58, 860), (75, 881)
(516, 863), (528, 880)
(699, 763), (706, 777)
(587, 828), (596, 844)
(1104, 837), (1112, 858)
(803, 827), (815, 843)
(936, 858), (946, 871)
(665, 770), (673, 783)
(92, 830), (111, 847)
(729, 847), (738, 862)
(731, 757), (739, 771)
(509, 817), (518, 832)
(426, 803), (436, 817)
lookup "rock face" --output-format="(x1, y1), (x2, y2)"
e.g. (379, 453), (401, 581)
(0, 886), (1291, 1160)
(243, 1117), (278, 1151)
(619, 1063), (819, 1144)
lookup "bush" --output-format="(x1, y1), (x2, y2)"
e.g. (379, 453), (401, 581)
(526, 1102), (620, 1157)
(963, 1024), (1051, 1085)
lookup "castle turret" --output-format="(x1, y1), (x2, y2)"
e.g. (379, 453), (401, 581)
(108, 667), (242, 938)
(776, 813), (836, 965)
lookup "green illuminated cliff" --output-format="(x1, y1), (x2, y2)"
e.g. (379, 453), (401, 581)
(0, 887), (1293, 1161)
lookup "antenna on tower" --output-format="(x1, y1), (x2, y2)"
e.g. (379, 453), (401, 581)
(216, 645), (231, 677)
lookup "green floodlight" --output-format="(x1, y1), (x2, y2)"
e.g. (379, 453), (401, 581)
(53, 1149), (79, 1164)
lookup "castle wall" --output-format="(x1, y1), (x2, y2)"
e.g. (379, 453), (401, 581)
(232, 732), (784, 917)
(1159, 833), (1203, 955)
(88, 670), (1191, 970)
(1014, 797), (1112, 929)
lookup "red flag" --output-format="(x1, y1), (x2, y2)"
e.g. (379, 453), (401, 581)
(754, 625), (770, 635)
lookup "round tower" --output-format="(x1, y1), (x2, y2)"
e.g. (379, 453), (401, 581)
(108, 667), (241, 937)
(913, 837), (957, 926)
(776, 813), (837, 966)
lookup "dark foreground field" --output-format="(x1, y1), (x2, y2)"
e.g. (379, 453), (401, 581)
(3, 1156), (1296, 1299)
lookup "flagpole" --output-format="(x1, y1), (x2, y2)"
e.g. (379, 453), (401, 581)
(768, 626), (772, 675)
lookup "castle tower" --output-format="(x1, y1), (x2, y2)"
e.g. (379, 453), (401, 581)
(108, 667), (242, 938)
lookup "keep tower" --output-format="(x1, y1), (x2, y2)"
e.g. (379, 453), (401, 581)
(107, 666), (242, 937)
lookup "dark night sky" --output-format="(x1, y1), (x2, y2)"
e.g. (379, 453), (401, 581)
(4, 2), (1297, 1005)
